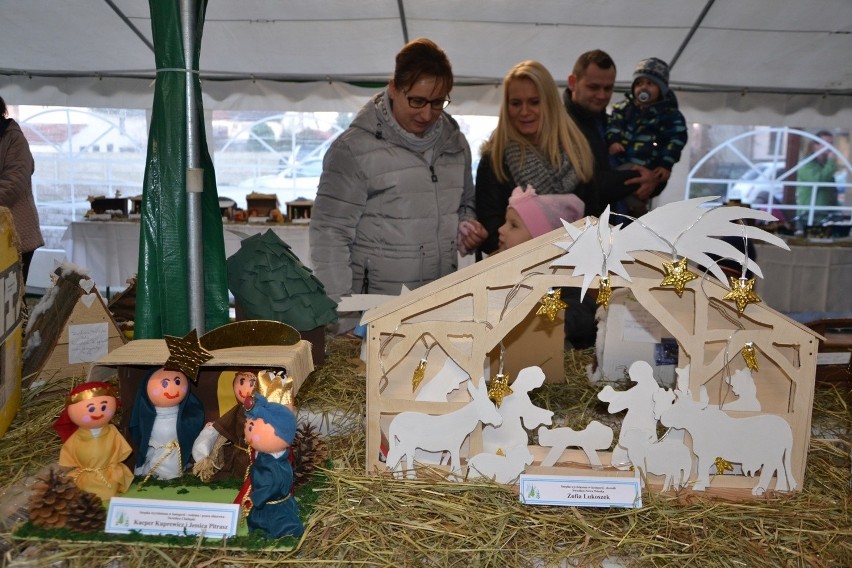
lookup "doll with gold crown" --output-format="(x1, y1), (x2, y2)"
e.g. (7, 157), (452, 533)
(239, 371), (303, 538)
(53, 382), (135, 503)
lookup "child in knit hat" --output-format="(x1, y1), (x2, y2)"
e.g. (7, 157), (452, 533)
(606, 57), (688, 218)
(496, 185), (585, 252)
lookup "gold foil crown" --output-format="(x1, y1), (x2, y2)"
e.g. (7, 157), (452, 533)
(255, 370), (294, 406)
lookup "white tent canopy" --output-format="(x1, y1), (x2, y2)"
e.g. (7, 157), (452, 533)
(2, 0), (851, 125)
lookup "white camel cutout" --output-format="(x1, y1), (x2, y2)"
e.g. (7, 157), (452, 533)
(385, 379), (503, 480)
(621, 428), (692, 492)
(537, 421), (614, 468)
(467, 445), (534, 485)
(597, 360), (661, 469)
(482, 366), (553, 454)
(653, 388), (797, 495)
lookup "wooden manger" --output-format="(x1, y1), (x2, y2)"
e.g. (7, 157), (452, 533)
(361, 198), (821, 500)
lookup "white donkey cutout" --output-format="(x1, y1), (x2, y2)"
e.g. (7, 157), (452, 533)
(482, 366), (554, 455)
(385, 379), (503, 479)
(653, 388), (797, 495)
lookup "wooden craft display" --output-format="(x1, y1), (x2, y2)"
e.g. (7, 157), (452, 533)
(22, 268), (126, 384)
(361, 198), (821, 499)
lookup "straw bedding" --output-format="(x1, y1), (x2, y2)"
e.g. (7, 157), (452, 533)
(1, 337), (849, 567)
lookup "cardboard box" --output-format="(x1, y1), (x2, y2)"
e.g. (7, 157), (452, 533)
(0, 207), (23, 438)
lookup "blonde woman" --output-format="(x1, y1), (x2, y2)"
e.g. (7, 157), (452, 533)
(476, 60), (594, 256)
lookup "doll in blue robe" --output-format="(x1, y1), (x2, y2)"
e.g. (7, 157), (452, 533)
(241, 382), (303, 538)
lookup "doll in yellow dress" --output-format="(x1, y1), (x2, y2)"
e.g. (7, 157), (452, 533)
(53, 382), (134, 503)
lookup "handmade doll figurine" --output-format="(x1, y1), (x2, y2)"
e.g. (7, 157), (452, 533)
(53, 382), (134, 503)
(240, 372), (304, 538)
(129, 367), (205, 481)
(192, 369), (258, 481)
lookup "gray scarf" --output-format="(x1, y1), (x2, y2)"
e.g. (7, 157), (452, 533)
(376, 90), (444, 153)
(504, 141), (579, 195)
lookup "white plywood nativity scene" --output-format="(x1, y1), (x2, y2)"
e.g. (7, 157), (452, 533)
(361, 197), (821, 500)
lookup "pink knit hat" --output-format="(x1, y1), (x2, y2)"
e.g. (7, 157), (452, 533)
(508, 185), (585, 238)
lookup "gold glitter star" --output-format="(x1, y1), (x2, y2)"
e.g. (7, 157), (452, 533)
(535, 288), (567, 321)
(487, 373), (513, 407)
(660, 257), (698, 297)
(412, 359), (427, 392)
(741, 343), (759, 372)
(722, 276), (761, 315)
(595, 276), (612, 309)
(714, 456), (734, 475)
(164, 329), (213, 383)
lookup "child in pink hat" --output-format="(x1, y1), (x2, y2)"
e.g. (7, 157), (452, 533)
(497, 185), (585, 252)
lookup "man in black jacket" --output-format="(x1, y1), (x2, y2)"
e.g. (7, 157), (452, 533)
(564, 50), (657, 217)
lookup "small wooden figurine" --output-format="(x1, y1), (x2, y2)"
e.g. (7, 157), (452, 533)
(129, 367), (205, 481)
(53, 382), (134, 502)
(240, 371), (304, 538)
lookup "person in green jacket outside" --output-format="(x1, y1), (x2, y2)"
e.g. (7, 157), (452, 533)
(796, 130), (837, 225)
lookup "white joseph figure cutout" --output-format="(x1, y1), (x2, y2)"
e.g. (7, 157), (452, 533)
(597, 360), (661, 469)
(385, 379), (502, 479)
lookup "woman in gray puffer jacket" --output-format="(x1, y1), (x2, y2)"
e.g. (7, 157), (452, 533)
(309, 38), (487, 302)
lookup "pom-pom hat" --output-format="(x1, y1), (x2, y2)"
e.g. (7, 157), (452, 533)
(633, 57), (670, 96)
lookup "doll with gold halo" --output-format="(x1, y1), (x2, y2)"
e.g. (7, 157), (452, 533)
(53, 382), (134, 503)
(239, 371), (303, 538)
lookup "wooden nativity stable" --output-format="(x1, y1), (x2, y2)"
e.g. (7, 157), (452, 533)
(361, 197), (821, 500)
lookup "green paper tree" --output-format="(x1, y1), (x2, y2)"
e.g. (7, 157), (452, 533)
(227, 230), (338, 331)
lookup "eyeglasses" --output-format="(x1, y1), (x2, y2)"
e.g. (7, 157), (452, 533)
(406, 95), (451, 110)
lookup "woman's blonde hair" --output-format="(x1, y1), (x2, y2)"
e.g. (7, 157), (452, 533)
(484, 60), (593, 183)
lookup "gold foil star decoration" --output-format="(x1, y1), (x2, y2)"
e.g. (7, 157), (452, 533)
(741, 342), (759, 372)
(536, 288), (567, 321)
(487, 373), (513, 407)
(660, 257), (698, 297)
(723, 276), (761, 315)
(412, 359), (427, 392)
(164, 329), (213, 383)
(713, 456), (734, 475)
(595, 276), (612, 309)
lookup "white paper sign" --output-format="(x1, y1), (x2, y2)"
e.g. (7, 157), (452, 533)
(67, 322), (109, 364)
(817, 351), (851, 365)
(106, 497), (240, 538)
(519, 474), (642, 508)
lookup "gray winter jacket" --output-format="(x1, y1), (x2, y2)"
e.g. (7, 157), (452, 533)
(309, 91), (476, 302)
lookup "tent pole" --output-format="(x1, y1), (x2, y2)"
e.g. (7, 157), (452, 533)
(181, 0), (206, 333)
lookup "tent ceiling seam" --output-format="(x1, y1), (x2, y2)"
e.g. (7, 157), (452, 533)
(670, 0), (716, 69)
(104, 0), (155, 53)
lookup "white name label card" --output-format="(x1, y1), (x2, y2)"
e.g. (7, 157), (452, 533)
(106, 497), (240, 538)
(519, 475), (642, 508)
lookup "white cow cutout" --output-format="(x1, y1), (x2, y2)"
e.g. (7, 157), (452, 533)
(621, 428), (692, 492)
(653, 389), (797, 495)
(537, 420), (614, 468)
(385, 379), (503, 480)
(467, 445), (534, 485)
(597, 360), (661, 469)
(482, 366), (554, 455)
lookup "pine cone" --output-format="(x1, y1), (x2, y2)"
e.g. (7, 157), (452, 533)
(67, 490), (106, 533)
(291, 423), (328, 486)
(28, 469), (79, 530)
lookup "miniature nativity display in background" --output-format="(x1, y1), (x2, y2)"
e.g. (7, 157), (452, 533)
(363, 197), (818, 500)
